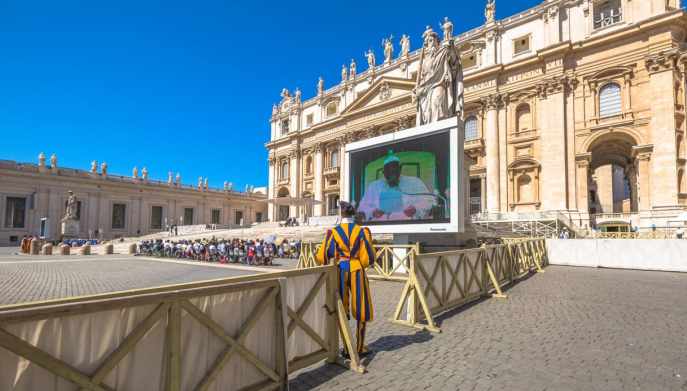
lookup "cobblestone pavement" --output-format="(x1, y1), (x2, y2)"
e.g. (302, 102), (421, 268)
(0, 255), (266, 305)
(290, 266), (687, 391)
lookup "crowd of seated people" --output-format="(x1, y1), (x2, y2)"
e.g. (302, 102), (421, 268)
(280, 217), (300, 227)
(138, 237), (302, 266)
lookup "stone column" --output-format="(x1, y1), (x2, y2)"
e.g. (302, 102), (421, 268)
(267, 157), (275, 222)
(633, 146), (653, 212)
(538, 79), (569, 210)
(575, 153), (591, 214)
(313, 144), (324, 216)
(646, 53), (679, 208)
(626, 165), (639, 212)
(339, 139), (347, 201)
(289, 151), (299, 218)
(483, 95), (500, 211)
(480, 175), (487, 213)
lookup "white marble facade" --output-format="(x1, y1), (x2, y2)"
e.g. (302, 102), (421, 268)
(266, 0), (687, 227)
(0, 158), (267, 246)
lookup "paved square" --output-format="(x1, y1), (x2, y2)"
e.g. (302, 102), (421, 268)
(290, 266), (687, 391)
(0, 255), (266, 306)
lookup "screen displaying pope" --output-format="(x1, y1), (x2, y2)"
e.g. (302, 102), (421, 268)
(358, 151), (438, 222)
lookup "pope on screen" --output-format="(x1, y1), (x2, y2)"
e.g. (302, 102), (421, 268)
(358, 151), (437, 222)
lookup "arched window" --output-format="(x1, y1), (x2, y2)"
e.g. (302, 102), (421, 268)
(517, 174), (533, 203)
(516, 104), (532, 133)
(330, 149), (339, 168)
(326, 102), (338, 117)
(280, 161), (289, 180)
(599, 83), (622, 117)
(465, 116), (478, 141)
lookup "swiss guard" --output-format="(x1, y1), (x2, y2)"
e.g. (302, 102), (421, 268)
(316, 201), (375, 357)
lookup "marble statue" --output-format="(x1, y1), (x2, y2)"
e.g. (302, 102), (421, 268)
(142, 167), (148, 180)
(224, 181), (229, 191)
(101, 162), (108, 176)
(414, 27), (463, 126)
(350, 59), (357, 79)
(204, 178), (209, 190)
(272, 103), (278, 116)
(198, 176), (203, 189)
(50, 153), (57, 168)
(485, 0), (496, 23)
(317, 77), (324, 96)
(175, 172), (181, 185)
(295, 88), (302, 104)
(382, 36), (394, 64)
(132, 166), (139, 179)
(64, 190), (78, 220)
(90, 160), (98, 174)
(441, 17), (454, 42)
(400, 34), (411, 57)
(341, 64), (348, 82)
(365, 49), (376, 69)
(280, 88), (290, 100)
(168, 171), (173, 184)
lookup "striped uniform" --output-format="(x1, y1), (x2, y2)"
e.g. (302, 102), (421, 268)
(316, 221), (375, 323)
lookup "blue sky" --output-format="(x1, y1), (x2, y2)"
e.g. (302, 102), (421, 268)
(0, 0), (540, 190)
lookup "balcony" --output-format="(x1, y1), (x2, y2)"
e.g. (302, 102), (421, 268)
(324, 166), (340, 177)
(464, 138), (484, 151)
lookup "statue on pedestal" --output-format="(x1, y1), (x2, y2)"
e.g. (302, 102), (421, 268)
(50, 154), (57, 168)
(317, 77), (324, 96)
(101, 162), (108, 176)
(61, 190), (80, 238)
(341, 64), (348, 83)
(414, 26), (464, 126)
(90, 160), (98, 174)
(441, 17), (454, 42)
(400, 35), (411, 58)
(382, 36), (394, 64)
(485, 0), (496, 24)
(132, 166), (139, 179)
(365, 49), (376, 69)
(38, 152), (46, 167)
(350, 59), (357, 79)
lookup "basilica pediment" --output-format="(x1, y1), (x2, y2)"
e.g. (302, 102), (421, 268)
(342, 77), (415, 115)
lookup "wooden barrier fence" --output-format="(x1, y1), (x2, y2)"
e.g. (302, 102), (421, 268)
(0, 266), (364, 391)
(298, 242), (419, 282)
(392, 239), (547, 332)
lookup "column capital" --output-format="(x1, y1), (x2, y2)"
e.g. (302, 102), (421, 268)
(632, 144), (654, 160)
(575, 152), (592, 167)
(645, 50), (679, 74)
(480, 94), (501, 110)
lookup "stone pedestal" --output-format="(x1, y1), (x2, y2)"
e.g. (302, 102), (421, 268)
(59, 245), (70, 256)
(103, 243), (114, 255)
(30, 239), (40, 255)
(79, 245), (91, 255)
(128, 243), (138, 255)
(61, 219), (80, 239)
(41, 243), (53, 255)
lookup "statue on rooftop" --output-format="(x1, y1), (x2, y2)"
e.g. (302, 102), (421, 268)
(382, 35), (394, 64)
(485, 0), (496, 24)
(441, 17), (454, 42)
(317, 77), (324, 96)
(400, 34), (411, 58)
(350, 59), (357, 79)
(365, 49), (376, 69)
(341, 64), (348, 83)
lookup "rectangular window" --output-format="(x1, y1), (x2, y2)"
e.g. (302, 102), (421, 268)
(5, 197), (26, 229)
(183, 208), (194, 225)
(594, 0), (622, 29)
(281, 119), (290, 135)
(513, 35), (531, 56)
(212, 209), (221, 225)
(235, 211), (244, 226)
(306, 113), (314, 126)
(151, 206), (163, 229)
(112, 203), (126, 230)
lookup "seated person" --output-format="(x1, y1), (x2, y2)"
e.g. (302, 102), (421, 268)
(358, 151), (437, 222)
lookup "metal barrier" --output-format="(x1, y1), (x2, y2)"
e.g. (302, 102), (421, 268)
(391, 239), (547, 333)
(0, 266), (364, 391)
